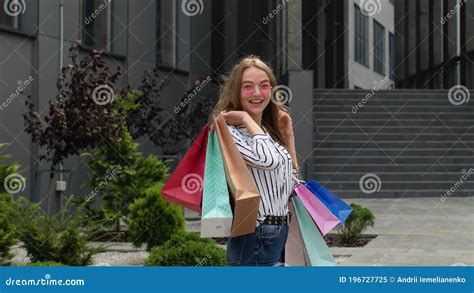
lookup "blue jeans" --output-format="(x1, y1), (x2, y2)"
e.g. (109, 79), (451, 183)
(226, 224), (289, 266)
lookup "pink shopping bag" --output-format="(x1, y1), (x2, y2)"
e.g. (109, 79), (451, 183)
(294, 183), (340, 236)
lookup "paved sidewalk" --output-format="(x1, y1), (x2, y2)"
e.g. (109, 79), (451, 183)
(10, 197), (472, 266)
(333, 197), (474, 266)
(187, 197), (473, 266)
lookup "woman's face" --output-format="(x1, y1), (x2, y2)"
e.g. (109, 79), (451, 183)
(239, 66), (272, 117)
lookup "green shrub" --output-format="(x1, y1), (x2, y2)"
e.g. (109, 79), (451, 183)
(0, 143), (21, 193)
(0, 194), (33, 265)
(338, 203), (375, 244)
(0, 143), (32, 265)
(145, 231), (227, 266)
(0, 208), (17, 266)
(24, 261), (66, 266)
(128, 183), (185, 250)
(19, 198), (104, 266)
(80, 124), (169, 233)
(0, 193), (18, 265)
(0, 142), (31, 266)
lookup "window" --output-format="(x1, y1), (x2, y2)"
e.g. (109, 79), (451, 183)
(373, 20), (385, 75)
(82, 0), (112, 51)
(156, 0), (176, 66)
(389, 32), (395, 80)
(354, 4), (368, 66)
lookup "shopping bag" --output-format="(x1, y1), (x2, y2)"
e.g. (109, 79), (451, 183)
(214, 114), (260, 237)
(294, 183), (340, 235)
(292, 196), (336, 266)
(284, 199), (307, 266)
(305, 179), (353, 225)
(162, 124), (209, 212)
(200, 131), (233, 237)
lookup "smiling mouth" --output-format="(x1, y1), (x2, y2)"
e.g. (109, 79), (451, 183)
(249, 99), (264, 105)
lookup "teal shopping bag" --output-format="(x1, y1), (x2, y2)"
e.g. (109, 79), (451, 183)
(292, 196), (336, 266)
(200, 132), (233, 237)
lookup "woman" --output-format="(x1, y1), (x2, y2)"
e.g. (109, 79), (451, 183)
(211, 56), (300, 266)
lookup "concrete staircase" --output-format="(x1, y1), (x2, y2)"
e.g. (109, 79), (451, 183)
(313, 89), (474, 198)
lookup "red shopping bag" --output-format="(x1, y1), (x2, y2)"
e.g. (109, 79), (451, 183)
(161, 124), (209, 212)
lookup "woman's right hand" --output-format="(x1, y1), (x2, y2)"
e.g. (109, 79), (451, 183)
(219, 111), (264, 137)
(221, 111), (251, 126)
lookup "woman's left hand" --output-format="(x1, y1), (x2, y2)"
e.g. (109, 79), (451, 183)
(278, 110), (294, 137)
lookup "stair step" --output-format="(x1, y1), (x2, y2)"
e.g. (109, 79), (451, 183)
(312, 164), (472, 173)
(316, 189), (472, 199)
(314, 141), (474, 149)
(313, 89), (450, 97)
(312, 172), (472, 182)
(314, 112), (474, 120)
(314, 105), (474, 112)
(312, 90), (473, 197)
(310, 181), (474, 191)
(315, 119), (474, 127)
(315, 133), (474, 142)
(313, 156), (474, 165)
(316, 126), (473, 135)
(314, 148), (474, 156)
(314, 100), (474, 106)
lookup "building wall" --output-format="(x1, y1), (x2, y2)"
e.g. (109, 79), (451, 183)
(346, 0), (395, 89)
(395, 0), (474, 88)
(0, 0), (194, 209)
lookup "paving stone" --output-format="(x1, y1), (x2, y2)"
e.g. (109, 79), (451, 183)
(6, 197), (473, 266)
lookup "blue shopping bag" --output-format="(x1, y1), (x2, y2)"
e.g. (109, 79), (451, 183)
(305, 179), (352, 225)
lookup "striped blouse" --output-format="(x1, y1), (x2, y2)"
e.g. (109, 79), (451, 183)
(228, 125), (298, 222)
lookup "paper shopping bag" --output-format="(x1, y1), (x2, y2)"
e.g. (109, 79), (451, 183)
(284, 199), (307, 266)
(200, 131), (233, 237)
(162, 124), (209, 212)
(294, 183), (340, 235)
(292, 196), (336, 266)
(305, 179), (353, 225)
(214, 114), (260, 237)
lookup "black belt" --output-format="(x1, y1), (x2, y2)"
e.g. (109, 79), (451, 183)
(258, 212), (292, 225)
